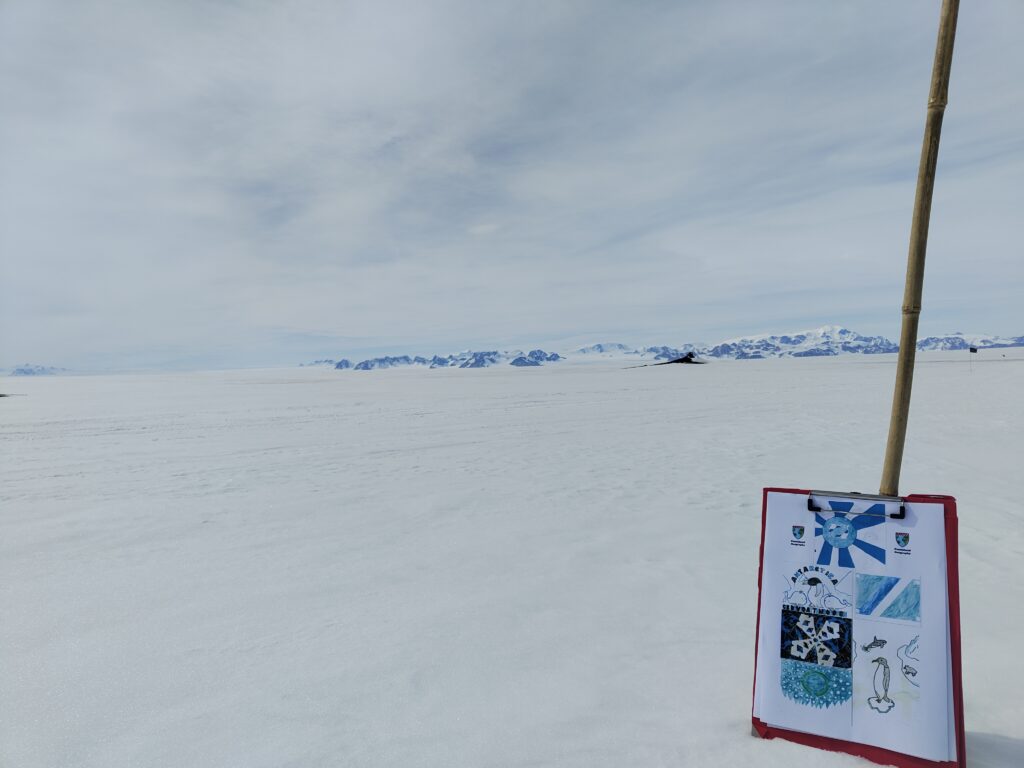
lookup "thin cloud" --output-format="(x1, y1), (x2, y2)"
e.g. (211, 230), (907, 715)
(1, 0), (1022, 369)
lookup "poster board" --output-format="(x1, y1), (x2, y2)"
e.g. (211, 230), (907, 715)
(752, 488), (964, 767)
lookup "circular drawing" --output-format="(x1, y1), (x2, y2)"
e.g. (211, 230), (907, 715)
(823, 517), (857, 549)
(800, 669), (830, 697)
(780, 659), (852, 708)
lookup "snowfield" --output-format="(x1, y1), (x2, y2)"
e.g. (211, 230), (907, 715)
(2, 352), (1022, 767)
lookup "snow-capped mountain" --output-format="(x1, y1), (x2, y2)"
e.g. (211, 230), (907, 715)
(8, 364), (66, 376)
(348, 349), (563, 370)
(915, 333), (1024, 351)
(571, 328), (900, 360)
(509, 350), (563, 367)
(311, 326), (1023, 370)
(702, 326), (898, 359)
(352, 355), (430, 370)
(640, 345), (699, 361)
(575, 343), (633, 355)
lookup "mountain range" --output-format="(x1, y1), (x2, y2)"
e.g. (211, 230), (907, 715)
(916, 333), (1024, 351)
(8, 328), (1023, 376)
(6, 364), (68, 376)
(342, 349), (563, 370)
(307, 327), (1024, 371)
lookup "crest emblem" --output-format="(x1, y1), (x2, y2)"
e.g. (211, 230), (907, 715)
(792, 525), (805, 540)
(895, 532), (910, 548)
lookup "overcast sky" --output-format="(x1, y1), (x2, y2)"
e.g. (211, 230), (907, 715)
(2, 1), (1022, 370)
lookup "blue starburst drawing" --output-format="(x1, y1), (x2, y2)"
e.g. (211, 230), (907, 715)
(814, 501), (886, 568)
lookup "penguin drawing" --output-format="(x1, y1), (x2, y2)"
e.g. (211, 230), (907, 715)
(867, 657), (895, 713)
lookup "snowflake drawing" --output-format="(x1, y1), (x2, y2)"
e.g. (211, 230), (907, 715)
(780, 607), (852, 668)
(815, 500), (886, 568)
(779, 609), (854, 709)
(789, 613), (842, 666)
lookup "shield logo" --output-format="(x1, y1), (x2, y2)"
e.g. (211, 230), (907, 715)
(895, 532), (910, 548)
(792, 525), (805, 540)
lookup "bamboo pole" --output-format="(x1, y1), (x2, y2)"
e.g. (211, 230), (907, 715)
(880, 0), (960, 497)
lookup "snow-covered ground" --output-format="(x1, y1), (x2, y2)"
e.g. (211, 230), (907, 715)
(2, 351), (1022, 767)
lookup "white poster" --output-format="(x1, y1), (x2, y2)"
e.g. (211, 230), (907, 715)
(754, 491), (955, 763)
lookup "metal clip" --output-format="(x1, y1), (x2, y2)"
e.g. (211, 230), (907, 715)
(807, 490), (907, 520)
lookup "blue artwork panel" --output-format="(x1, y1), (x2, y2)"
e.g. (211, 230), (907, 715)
(856, 574), (921, 622)
(780, 659), (853, 708)
(881, 580), (921, 622)
(780, 607), (852, 668)
(856, 574), (900, 615)
(813, 501), (887, 568)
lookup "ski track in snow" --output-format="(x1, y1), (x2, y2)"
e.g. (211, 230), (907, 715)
(2, 352), (1023, 767)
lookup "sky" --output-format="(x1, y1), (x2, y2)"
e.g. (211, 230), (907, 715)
(2, 0), (1022, 370)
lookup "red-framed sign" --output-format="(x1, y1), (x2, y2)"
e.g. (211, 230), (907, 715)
(752, 487), (964, 767)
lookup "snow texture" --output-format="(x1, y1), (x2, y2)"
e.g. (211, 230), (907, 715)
(2, 351), (1023, 767)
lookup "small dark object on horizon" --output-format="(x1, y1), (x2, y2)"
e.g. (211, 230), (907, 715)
(969, 346), (978, 353)
(625, 351), (707, 369)
(653, 351), (706, 365)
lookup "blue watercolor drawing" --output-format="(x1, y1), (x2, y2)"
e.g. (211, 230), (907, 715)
(881, 580), (921, 622)
(781, 659), (853, 708)
(814, 501), (887, 568)
(856, 574), (921, 622)
(857, 574), (901, 614)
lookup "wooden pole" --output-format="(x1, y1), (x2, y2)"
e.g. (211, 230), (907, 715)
(880, 0), (960, 497)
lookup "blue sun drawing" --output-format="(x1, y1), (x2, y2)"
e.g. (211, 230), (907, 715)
(814, 501), (886, 568)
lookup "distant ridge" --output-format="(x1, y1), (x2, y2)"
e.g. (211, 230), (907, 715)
(341, 349), (563, 371)
(703, 325), (898, 359)
(7, 364), (66, 376)
(916, 332), (1024, 351)
(303, 326), (1023, 370)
